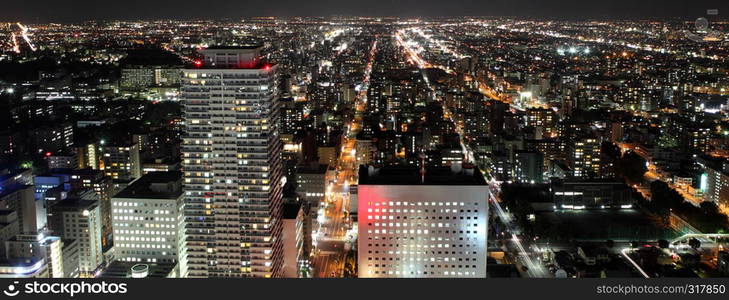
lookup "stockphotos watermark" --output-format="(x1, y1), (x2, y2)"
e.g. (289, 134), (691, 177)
(2, 281), (127, 297)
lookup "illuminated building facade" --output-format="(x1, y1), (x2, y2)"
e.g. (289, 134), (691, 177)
(47, 198), (103, 277)
(101, 143), (141, 182)
(702, 161), (729, 208)
(569, 137), (601, 178)
(111, 171), (186, 275)
(4, 234), (64, 278)
(357, 165), (489, 278)
(182, 46), (284, 278)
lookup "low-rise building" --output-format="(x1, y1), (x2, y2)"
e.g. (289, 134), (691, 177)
(357, 165), (489, 278)
(110, 171), (185, 275)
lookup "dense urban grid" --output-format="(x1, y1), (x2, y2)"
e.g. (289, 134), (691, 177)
(0, 16), (728, 278)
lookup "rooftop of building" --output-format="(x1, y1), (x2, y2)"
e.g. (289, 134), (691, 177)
(0, 168), (30, 184)
(0, 257), (44, 272)
(0, 183), (33, 198)
(296, 163), (329, 174)
(49, 167), (105, 177)
(6, 234), (60, 243)
(114, 171), (182, 200)
(551, 178), (630, 186)
(50, 197), (98, 211)
(188, 45), (276, 70)
(99, 261), (177, 278)
(358, 164), (487, 186)
(101, 141), (137, 148)
(188, 60), (275, 70)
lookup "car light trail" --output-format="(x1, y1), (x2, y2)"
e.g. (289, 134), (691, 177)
(16, 23), (37, 52)
(621, 248), (651, 278)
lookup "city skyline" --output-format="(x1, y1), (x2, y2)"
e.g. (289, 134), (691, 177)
(1, 14), (729, 280)
(1, 1), (728, 23)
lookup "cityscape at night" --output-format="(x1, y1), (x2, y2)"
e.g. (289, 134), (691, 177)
(2, 1), (729, 287)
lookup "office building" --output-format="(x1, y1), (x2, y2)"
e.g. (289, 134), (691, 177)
(702, 160), (729, 208)
(0, 184), (43, 235)
(357, 165), (489, 278)
(74, 142), (99, 170)
(295, 163), (328, 203)
(47, 153), (77, 170)
(101, 142), (141, 182)
(62, 239), (80, 278)
(121, 67), (183, 91)
(111, 171), (185, 274)
(514, 151), (544, 183)
(30, 124), (74, 153)
(551, 180), (633, 210)
(569, 136), (602, 178)
(47, 198), (103, 277)
(281, 202), (305, 278)
(0, 257), (49, 278)
(4, 234), (64, 278)
(67, 169), (115, 248)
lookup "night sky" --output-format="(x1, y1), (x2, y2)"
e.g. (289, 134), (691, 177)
(2, 0), (728, 23)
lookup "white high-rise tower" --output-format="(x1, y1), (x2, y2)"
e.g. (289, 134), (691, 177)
(181, 46), (284, 278)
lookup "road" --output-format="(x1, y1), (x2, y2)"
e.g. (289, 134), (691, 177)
(395, 28), (513, 106)
(396, 27), (551, 277)
(488, 181), (552, 278)
(312, 37), (378, 278)
(618, 142), (703, 206)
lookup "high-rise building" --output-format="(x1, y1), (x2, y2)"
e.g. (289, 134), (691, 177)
(74, 142), (99, 170)
(61, 239), (80, 278)
(46, 153), (77, 170)
(525, 107), (557, 139)
(101, 142), (141, 182)
(293, 164), (326, 258)
(0, 183), (42, 235)
(30, 123), (74, 154)
(47, 198), (103, 277)
(0, 210), (20, 258)
(182, 45), (284, 278)
(569, 137), (602, 178)
(514, 151), (544, 183)
(680, 126), (710, 154)
(357, 165), (489, 278)
(121, 67), (183, 91)
(111, 171), (186, 275)
(67, 169), (115, 248)
(355, 137), (375, 166)
(701, 160), (729, 208)
(281, 202), (305, 278)
(279, 97), (304, 134)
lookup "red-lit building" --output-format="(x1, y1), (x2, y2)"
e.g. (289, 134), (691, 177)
(357, 165), (489, 278)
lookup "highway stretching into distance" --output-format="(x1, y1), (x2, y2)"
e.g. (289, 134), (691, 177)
(312, 37), (378, 278)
